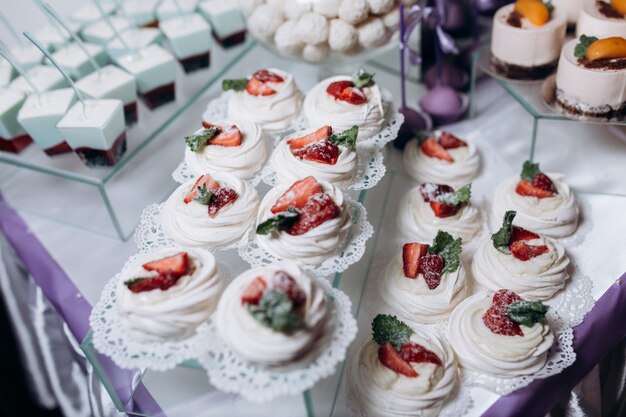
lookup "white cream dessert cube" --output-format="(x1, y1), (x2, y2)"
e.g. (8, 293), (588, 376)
(198, 0), (247, 47)
(10, 45), (43, 71)
(120, 0), (159, 27)
(81, 16), (134, 45)
(57, 99), (127, 166)
(576, 0), (626, 39)
(160, 13), (211, 73)
(51, 42), (107, 79)
(9, 65), (68, 94)
(105, 27), (163, 61)
(0, 61), (13, 87)
(35, 22), (82, 52)
(156, 0), (199, 21)
(0, 88), (31, 153)
(70, 1), (117, 26)
(17, 88), (76, 155)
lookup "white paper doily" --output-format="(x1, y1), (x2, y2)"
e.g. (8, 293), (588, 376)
(260, 148), (386, 191)
(89, 254), (229, 371)
(133, 203), (248, 253)
(238, 198), (374, 276)
(196, 276), (358, 402)
(549, 263), (595, 327)
(171, 159), (267, 188)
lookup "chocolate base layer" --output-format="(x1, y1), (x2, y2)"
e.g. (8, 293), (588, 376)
(74, 131), (127, 167)
(180, 51), (211, 73)
(140, 82), (176, 110)
(124, 101), (139, 126)
(212, 30), (246, 49)
(44, 141), (73, 156)
(0, 134), (33, 154)
(492, 56), (558, 80)
(556, 96), (626, 120)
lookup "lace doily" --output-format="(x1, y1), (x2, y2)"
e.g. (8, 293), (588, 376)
(196, 276), (357, 402)
(171, 159), (266, 188)
(260, 148), (386, 191)
(549, 262), (595, 327)
(133, 203), (248, 253)
(238, 198), (374, 276)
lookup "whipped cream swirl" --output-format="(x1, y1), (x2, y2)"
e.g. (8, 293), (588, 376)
(256, 180), (351, 265)
(473, 237), (570, 300)
(492, 174), (579, 238)
(403, 135), (480, 188)
(396, 186), (482, 243)
(303, 75), (388, 141)
(162, 172), (259, 249)
(215, 261), (331, 366)
(379, 254), (468, 325)
(269, 129), (358, 188)
(227, 68), (302, 131)
(185, 118), (267, 180)
(351, 330), (458, 417)
(117, 247), (223, 343)
(448, 292), (554, 378)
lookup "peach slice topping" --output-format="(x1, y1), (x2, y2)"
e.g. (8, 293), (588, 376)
(611, 0), (626, 16)
(586, 37), (626, 61)
(514, 0), (549, 26)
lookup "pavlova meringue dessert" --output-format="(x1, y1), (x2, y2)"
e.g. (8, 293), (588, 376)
(303, 69), (388, 141)
(215, 261), (331, 366)
(269, 125), (358, 188)
(474, 211), (570, 300)
(352, 314), (458, 417)
(403, 130), (480, 188)
(223, 68), (302, 131)
(255, 176), (351, 265)
(184, 118), (267, 180)
(117, 248), (223, 343)
(448, 289), (554, 378)
(379, 231), (468, 325)
(493, 160), (579, 238)
(397, 182), (482, 243)
(161, 172), (259, 249)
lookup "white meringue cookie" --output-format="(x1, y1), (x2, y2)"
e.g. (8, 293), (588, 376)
(448, 292), (554, 378)
(161, 172), (259, 249)
(492, 174), (579, 238)
(184, 118), (267, 180)
(117, 247), (223, 343)
(215, 261), (331, 366)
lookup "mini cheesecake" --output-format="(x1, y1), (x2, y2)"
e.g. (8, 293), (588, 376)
(56, 99), (127, 167)
(51, 42), (108, 80)
(120, 0), (160, 28)
(105, 27), (163, 61)
(9, 65), (68, 94)
(81, 16), (134, 45)
(0, 88), (32, 153)
(115, 44), (176, 110)
(156, 0), (199, 22)
(17, 88), (76, 156)
(491, 1), (567, 79)
(160, 13), (211, 73)
(198, 0), (247, 48)
(577, 0), (626, 39)
(76, 65), (138, 125)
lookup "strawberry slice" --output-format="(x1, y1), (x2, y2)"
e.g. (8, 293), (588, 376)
(288, 193), (340, 236)
(208, 187), (238, 218)
(241, 276), (267, 305)
(399, 342), (443, 366)
(270, 176), (323, 214)
(252, 69), (284, 83)
(208, 125), (242, 147)
(201, 121), (220, 130)
(420, 138), (453, 162)
(246, 78), (277, 96)
(531, 172), (557, 195)
(326, 80), (353, 98)
(419, 183), (455, 202)
(402, 243), (430, 279)
(429, 201), (459, 218)
(482, 289), (524, 336)
(511, 226), (540, 242)
(326, 80), (367, 105)
(272, 271), (306, 306)
(515, 180), (554, 199)
(378, 342), (418, 377)
(184, 174), (219, 204)
(287, 126), (332, 151)
(438, 131), (467, 149)
(492, 289), (523, 307)
(142, 252), (190, 277)
(126, 274), (181, 293)
(292, 141), (340, 165)
(509, 241), (549, 261)
(417, 254), (444, 290)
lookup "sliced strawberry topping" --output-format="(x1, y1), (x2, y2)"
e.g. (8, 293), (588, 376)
(429, 201), (459, 218)
(421, 138), (453, 162)
(270, 176), (323, 214)
(326, 80), (367, 105)
(252, 69), (284, 83)
(399, 342), (442, 367)
(515, 180), (554, 199)
(288, 193), (340, 236)
(532, 172), (557, 194)
(201, 121), (219, 130)
(272, 271), (306, 306)
(492, 288), (523, 307)
(326, 80), (353, 98)
(241, 276), (267, 305)
(184, 174), (219, 204)
(208, 125), (242, 147)
(142, 252), (190, 277)
(126, 274), (181, 293)
(378, 342), (418, 377)
(483, 290), (524, 336)
(438, 131), (467, 149)
(510, 226), (540, 242)
(509, 241), (549, 261)
(208, 187), (238, 218)
(417, 254), (444, 290)
(419, 183), (455, 202)
(245, 78), (277, 96)
(287, 126), (332, 151)
(402, 243), (430, 279)
(292, 141), (340, 165)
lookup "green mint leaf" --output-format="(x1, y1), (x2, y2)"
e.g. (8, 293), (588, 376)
(193, 184), (213, 205)
(247, 290), (302, 333)
(428, 230), (462, 273)
(491, 210), (517, 254)
(506, 300), (549, 327)
(574, 35), (598, 59)
(436, 184), (472, 207)
(371, 314), (413, 350)
(544, 0), (554, 16)
(415, 130), (434, 146)
(520, 160), (540, 182)
(328, 125), (358, 150)
(428, 230), (455, 255)
(124, 277), (149, 288)
(256, 208), (299, 235)
(222, 78), (248, 92)
(185, 127), (220, 152)
(353, 68), (375, 88)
